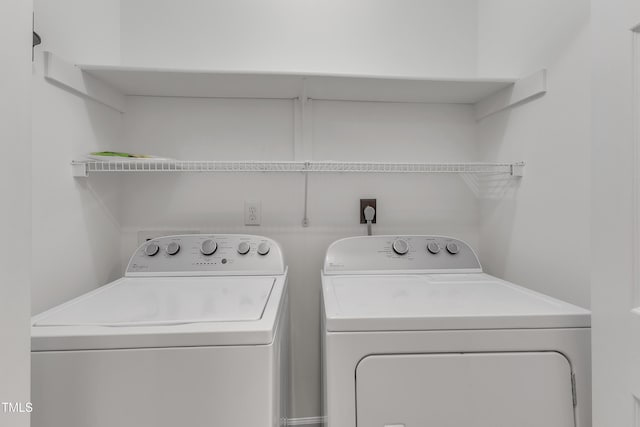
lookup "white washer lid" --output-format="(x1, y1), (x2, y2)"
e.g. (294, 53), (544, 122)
(34, 276), (275, 327)
(322, 273), (590, 331)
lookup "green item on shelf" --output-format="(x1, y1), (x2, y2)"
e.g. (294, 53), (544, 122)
(90, 151), (152, 159)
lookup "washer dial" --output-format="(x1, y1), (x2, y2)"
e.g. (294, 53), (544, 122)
(446, 242), (460, 255)
(144, 242), (160, 256)
(200, 239), (218, 256)
(392, 239), (409, 255)
(257, 242), (270, 256)
(166, 242), (180, 256)
(238, 241), (251, 255)
(427, 241), (440, 254)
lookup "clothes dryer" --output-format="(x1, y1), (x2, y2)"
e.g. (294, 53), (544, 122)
(322, 235), (590, 427)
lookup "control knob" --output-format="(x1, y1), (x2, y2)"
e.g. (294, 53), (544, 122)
(427, 241), (440, 254)
(446, 242), (460, 255)
(144, 242), (160, 256)
(257, 242), (270, 256)
(392, 239), (409, 255)
(238, 241), (251, 255)
(200, 239), (218, 256)
(166, 242), (180, 256)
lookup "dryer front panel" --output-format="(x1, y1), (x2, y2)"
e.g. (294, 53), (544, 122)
(356, 351), (575, 427)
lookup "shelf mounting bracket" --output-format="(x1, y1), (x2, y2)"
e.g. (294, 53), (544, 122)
(475, 69), (547, 120)
(510, 162), (525, 177)
(43, 51), (126, 113)
(71, 161), (88, 178)
(294, 79), (313, 161)
(302, 163), (310, 227)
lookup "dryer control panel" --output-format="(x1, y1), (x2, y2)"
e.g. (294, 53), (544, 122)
(323, 235), (481, 275)
(126, 234), (285, 276)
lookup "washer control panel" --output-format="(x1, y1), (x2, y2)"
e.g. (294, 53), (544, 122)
(126, 234), (284, 276)
(323, 235), (481, 274)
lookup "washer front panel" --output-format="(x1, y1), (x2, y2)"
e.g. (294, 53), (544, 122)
(323, 235), (481, 275)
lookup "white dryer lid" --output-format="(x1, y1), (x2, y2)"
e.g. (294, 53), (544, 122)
(34, 276), (275, 327)
(322, 273), (590, 331)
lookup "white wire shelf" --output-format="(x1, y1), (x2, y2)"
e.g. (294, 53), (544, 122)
(72, 160), (524, 177)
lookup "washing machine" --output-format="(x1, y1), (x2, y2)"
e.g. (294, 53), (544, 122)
(31, 234), (289, 427)
(322, 235), (590, 427)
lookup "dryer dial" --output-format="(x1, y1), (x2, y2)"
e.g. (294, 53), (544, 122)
(392, 239), (409, 255)
(446, 242), (460, 255)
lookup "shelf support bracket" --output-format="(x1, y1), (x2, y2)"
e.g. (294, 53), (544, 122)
(43, 51), (126, 113)
(294, 79), (313, 161)
(302, 163), (310, 227)
(293, 97), (302, 160)
(475, 69), (547, 120)
(71, 161), (88, 178)
(510, 162), (525, 177)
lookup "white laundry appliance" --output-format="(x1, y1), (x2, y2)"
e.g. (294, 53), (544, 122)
(31, 234), (289, 427)
(322, 235), (590, 427)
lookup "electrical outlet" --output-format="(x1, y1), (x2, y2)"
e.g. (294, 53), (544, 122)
(137, 230), (199, 245)
(244, 201), (262, 226)
(360, 199), (377, 224)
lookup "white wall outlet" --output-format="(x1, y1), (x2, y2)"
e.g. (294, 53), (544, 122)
(244, 201), (262, 226)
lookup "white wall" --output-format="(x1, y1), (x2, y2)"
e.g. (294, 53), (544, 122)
(31, 0), (123, 314)
(591, 0), (640, 425)
(0, 1), (32, 425)
(476, 0), (591, 309)
(120, 0), (478, 76)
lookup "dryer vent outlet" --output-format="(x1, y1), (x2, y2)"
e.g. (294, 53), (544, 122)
(360, 199), (377, 224)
